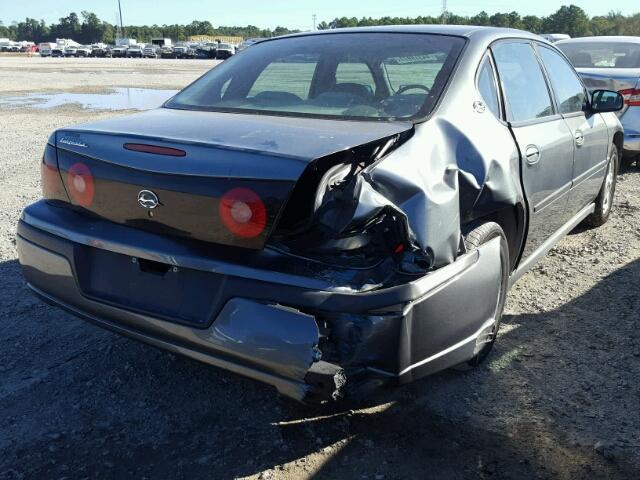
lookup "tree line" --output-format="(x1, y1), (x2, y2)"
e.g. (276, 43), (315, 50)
(0, 11), (298, 44)
(1, 5), (639, 45)
(319, 5), (640, 37)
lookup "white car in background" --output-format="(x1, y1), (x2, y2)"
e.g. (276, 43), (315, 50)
(541, 33), (571, 43)
(75, 46), (92, 57)
(64, 46), (78, 57)
(216, 43), (235, 59)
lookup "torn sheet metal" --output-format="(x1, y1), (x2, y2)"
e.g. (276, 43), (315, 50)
(302, 113), (524, 271)
(204, 298), (319, 380)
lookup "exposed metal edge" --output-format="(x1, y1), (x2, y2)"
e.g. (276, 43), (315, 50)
(509, 202), (595, 288)
(367, 317), (496, 378)
(27, 284), (310, 402)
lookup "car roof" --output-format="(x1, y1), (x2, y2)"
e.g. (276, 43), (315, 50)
(274, 25), (544, 43)
(557, 36), (640, 44)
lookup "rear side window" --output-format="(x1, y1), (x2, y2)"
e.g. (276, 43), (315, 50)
(476, 56), (501, 118)
(335, 62), (376, 97)
(537, 46), (587, 114)
(492, 42), (554, 123)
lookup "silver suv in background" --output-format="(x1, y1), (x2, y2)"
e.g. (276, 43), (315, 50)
(127, 44), (144, 58)
(557, 37), (640, 166)
(110, 45), (128, 58)
(142, 45), (158, 58)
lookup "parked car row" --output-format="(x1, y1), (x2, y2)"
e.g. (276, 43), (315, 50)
(1, 43), (35, 52)
(39, 41), (244, 59)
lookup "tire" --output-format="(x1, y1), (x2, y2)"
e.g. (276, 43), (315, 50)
(454, 222), (510, 370)
(586, 145), (618, 227)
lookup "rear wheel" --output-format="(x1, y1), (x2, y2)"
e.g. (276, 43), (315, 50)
(455, 222), (510, 369)
(586, 146), (618, 227)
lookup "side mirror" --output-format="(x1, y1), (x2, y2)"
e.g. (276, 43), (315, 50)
(590, 89), (624, 113)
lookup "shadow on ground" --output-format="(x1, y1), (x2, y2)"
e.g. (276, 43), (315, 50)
(0, 257), (638, 479)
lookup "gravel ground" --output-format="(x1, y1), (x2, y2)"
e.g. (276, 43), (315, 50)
(1, 58), (639, 480)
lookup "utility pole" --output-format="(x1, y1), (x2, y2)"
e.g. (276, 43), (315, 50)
(442, 0), (448, 25)
(312, 14), (317, 31)
(118, 0), (125, 38)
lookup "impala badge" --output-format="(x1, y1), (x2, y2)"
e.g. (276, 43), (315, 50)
(138, 190), (159, 209)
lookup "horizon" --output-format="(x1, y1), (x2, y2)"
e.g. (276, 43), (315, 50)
(1, 1), (639, 31)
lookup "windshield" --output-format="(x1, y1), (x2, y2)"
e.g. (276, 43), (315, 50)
(165, 33), (465, 121)
(557, 41), (640, 68)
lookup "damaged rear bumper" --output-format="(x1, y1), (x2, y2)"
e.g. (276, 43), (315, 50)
(17, 201), (503, 402)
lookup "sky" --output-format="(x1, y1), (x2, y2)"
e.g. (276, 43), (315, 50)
(1, 0), (639, 31)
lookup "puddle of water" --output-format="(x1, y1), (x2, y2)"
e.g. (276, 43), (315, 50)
(0, 87), (179, 111)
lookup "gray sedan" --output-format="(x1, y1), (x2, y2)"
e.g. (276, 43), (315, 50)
(557, 36), (640, 166)
(17, 26), (623, 402)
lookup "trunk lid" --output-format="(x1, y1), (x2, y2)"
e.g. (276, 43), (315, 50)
(576, 67), (640, 116)
(55, 108), (411, 249)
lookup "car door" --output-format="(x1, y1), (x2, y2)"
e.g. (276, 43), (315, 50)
(492, 41), (575, 259)
(535, 44), (610, 214)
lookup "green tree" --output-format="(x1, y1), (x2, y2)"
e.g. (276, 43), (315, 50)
(50, 12), (82, 40)
(543, 5), (591, 36)
(15, 18), (49, 43)
(80, 11), (105, 43)
(470, 11), (490, 26)
(522, 15), (543, 33)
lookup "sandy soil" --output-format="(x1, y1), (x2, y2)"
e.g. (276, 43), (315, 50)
(0, 57), (639, 480)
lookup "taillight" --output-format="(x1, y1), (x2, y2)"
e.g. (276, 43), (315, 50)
(41, 144), (67, 201)
(66, 162), (95, 206)
(619, 88), (640, 107)
(123, 143), (186, 157)
(219, 187), (266, 238)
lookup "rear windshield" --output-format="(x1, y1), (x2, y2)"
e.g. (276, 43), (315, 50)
(557, 41), (640, 68)
(165, 33), (465, 121)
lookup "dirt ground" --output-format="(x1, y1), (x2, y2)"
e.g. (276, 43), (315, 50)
(0, 57), (639, 480)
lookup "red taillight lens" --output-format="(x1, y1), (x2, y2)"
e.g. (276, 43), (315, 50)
(41, 144), (67, 201)
(619, 88), (640, 107)
(66, 162), (95, 206)
(219, 187), (267, 238)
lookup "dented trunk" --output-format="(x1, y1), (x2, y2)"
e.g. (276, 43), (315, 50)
(54, 108), (413, 251)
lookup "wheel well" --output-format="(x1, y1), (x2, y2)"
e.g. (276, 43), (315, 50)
(462, 205), (525, 272)
(613, 131), (623, 157)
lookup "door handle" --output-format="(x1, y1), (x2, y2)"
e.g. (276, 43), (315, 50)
(574, 130), (584, 147)
(525, 145), (540, 165)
